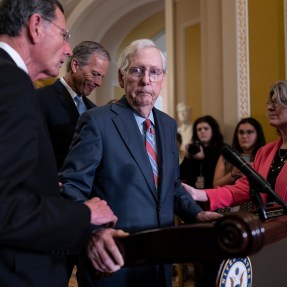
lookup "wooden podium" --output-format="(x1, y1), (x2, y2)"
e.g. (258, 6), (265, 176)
(116, 211), (287, 286)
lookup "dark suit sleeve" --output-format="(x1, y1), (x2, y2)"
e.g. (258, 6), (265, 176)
(0, 64), (91, 254)
(170, 121), (203, 222)
(0, 194), (91, 254)
(174, 179), (203, 223)
(59, 111), (101, 202)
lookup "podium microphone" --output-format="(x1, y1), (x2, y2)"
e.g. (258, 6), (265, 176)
(220, 144), (287, 213)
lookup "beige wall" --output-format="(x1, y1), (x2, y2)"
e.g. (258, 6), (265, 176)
(249, 0), (285, 142)
(185, 24), (202, 122)
(115, 10), (165, 100)
(170, 0), (285, 143)
(173, 0), (200, 109)
(172, 0), (225, 138)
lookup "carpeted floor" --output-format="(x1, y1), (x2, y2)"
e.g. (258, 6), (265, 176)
(69, 264), (195, 287)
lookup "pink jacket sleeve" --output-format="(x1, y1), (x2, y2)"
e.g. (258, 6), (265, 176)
(205, 139), (283, 211)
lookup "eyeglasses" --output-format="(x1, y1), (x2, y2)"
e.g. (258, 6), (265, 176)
(238, 130), (255, 136)
(126, 66), (164, 82)
(266, 99), (287, 108)
(42, 16), (71, 42)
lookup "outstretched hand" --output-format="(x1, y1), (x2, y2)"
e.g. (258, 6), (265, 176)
(182, 182), (208, 202)
(87, 228), (129, 273)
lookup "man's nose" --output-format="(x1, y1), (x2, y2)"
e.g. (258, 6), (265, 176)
(140, 70), (151, 84)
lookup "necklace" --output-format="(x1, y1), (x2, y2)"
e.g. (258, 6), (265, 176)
(279, 148), (287, 161)
(270, 149), (287, 173)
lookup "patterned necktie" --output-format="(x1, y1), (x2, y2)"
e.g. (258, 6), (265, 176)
(145, 119), (158, 187)
(74, 95), (86, 115)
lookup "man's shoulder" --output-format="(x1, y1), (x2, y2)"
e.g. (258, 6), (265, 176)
(154, 108), (177, 126)
(0, 48), (14, 65)
(0, 62), (32, 90)
(36, 79), (61, 94)
(36, 80), (66, 106)
(88, 103), (113, 116)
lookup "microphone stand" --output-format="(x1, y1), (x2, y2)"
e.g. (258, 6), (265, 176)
(248, 176), (287, 221)
(249, 179), (268, 221)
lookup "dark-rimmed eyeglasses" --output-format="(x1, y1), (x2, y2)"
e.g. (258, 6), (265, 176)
(42, 16), (71, 42)
(126, 66), (164, 83)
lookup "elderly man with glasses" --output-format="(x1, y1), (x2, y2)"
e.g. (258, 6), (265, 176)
(59, 39), (221, 287)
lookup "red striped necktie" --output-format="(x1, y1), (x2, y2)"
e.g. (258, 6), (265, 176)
(145, 119), (158, 187)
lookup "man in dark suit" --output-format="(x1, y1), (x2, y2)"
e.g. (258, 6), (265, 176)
(0, 1), (126, 287)
(37, 41), (110, 170)
(59, 39), (221, 287)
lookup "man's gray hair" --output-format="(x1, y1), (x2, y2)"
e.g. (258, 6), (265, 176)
(118, 39), (166, 75)
(66, 41), (111, 73)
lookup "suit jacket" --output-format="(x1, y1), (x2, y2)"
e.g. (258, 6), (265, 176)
(36, 79), (96, 170)
(0, 48), (91, 287)
(206, 138), (287, 210)
(59, 96), (203, 287)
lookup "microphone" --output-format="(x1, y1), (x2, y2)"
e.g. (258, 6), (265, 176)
(221, 144), (287, 212)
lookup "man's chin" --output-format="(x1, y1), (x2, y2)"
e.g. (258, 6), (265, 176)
(34, 72), (57, 82)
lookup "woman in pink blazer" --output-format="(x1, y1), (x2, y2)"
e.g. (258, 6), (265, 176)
(183, 80), (287, 211)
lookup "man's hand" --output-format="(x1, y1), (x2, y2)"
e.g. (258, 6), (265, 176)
(196, 210), (222, 222)
(84, 197), (118, 226)
(87, 228), (129, 273)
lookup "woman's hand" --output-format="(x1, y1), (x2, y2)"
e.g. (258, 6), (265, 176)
(182, 182), (208, 202)
(230, 166), (243, 179)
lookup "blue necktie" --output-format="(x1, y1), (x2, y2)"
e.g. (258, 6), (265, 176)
(74, 95), (86, 115)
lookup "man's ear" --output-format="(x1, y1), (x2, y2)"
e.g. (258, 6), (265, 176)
(118, 69), (124, 88)
(28, 13), (43, 44)
(71, 59), (79, 73)
(159, 73), (166, 90)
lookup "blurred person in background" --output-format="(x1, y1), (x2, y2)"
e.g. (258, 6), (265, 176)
(213, 117), (266, 186)
(180, 115), (224, 191)
(183, 80), (287, 213)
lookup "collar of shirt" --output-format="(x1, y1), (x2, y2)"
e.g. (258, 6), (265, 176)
(60, 77), (79, 105)
(0, 41), (28, 74)
(134, 112), (155, 136)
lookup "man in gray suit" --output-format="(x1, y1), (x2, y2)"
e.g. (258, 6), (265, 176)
(59, 39), (221, 287)
(37, 41), (110, 170)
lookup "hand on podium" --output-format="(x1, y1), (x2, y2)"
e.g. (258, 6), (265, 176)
(196, 210), (222, 222)
(87, 228), (129, 274)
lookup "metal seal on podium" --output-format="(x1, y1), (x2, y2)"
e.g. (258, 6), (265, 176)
(217, 257), (252, 287)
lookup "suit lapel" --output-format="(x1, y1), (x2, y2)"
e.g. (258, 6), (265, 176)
(83, 96), (96, 109)
(111, 97), (158, 201)
(54, 80), (79, 125)
(153, 110), (171, 202)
